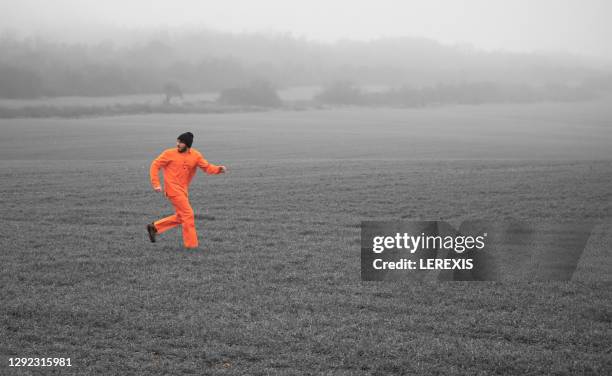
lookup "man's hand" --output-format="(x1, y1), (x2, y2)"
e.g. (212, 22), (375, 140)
(218, 166), (227, 174)
(153, 186), (162, 192)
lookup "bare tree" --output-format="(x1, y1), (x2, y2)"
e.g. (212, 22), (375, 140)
(163, 82), (183, 104)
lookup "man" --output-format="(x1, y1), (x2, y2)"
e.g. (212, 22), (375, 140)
(147, 132), (226, 248)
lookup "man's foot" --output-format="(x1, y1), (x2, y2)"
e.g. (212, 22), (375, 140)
(146, 223), (157, 243)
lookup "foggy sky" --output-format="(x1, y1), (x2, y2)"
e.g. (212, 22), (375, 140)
(1, 0), (610, 59)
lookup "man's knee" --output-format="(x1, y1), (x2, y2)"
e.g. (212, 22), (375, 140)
(180, 208), (195, 225)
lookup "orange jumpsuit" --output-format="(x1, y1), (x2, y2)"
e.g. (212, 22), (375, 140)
(150, 147), (222, 248)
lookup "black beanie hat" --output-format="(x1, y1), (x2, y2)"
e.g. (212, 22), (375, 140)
(177, 132), (194, 148)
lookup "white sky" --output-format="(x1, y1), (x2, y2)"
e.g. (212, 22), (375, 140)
(1, 0), (610, 58)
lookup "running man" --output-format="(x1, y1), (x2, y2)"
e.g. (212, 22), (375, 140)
(147, 132), (226, 248)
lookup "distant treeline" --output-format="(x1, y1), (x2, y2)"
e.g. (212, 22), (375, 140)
(315, 80), (612, 106)
(0, 41), (252, 98)
(1, 30), (611, 99)
(0, 101), (271, 119)
(2, 79), (611, 118)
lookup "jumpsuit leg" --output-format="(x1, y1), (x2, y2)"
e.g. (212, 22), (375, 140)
(152, 193), (199, 248)
(154, 213), (181, 234)
(161, 193), (198, 248)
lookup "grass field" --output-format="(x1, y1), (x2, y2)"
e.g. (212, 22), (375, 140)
(1, 100), (611, 374)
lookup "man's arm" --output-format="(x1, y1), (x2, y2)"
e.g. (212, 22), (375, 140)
(150, 150), (170, 191)
(196, 153), (226, 175)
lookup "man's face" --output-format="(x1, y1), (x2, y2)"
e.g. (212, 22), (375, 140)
(176, 140), (188, 153)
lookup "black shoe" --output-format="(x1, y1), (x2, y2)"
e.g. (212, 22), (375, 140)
(147, 223), (157, 243)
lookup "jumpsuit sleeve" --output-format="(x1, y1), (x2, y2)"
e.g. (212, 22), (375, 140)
(196, 153), (222, 175)
(150, 150), (171, 188)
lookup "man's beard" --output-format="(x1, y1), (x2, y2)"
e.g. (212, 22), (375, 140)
(178, 146), (187, 153)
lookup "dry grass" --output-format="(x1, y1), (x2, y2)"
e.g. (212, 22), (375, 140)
(1, 102), (611, 374)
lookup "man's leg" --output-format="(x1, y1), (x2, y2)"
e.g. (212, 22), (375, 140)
(168, 194), (198, 248)
(154, 214), (181, 234)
